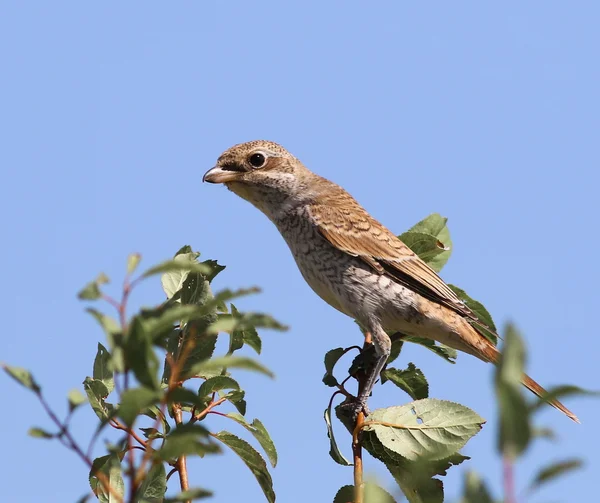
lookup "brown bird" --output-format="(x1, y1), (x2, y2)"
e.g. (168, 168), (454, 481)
(203, 140), (578, 423)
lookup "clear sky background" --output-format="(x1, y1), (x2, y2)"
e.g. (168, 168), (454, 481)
(1, 2), (598, 502)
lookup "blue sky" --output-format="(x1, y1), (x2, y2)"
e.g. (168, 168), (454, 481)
(1, 2), (598, 502)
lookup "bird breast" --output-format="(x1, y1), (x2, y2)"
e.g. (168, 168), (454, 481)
(273, 209), (419, 329)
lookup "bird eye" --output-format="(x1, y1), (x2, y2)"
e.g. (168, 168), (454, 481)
(249, 152), (266, 168)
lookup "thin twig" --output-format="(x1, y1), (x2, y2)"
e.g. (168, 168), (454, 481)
(503, 456), (516, 503)
(353, 411), (365, 503)
(190, 397), (227, 423)
(173, 405), (190, 500)
(110, 419), (148, 448)
(37, 392), (123, 503)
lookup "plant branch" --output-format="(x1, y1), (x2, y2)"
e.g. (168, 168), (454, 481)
(37, 392), (123, 503)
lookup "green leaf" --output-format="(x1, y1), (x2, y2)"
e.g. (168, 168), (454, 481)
(404, 337), (457, 363)
(382, 363), (429, 400)
(495, 323), (530, 460)
(213, 431), (275, 503)
(459, 471), (494, 503)
(223, 390), (247, 416)
(135, 462), (167, 503)
(89, 453), (124, 503)
(324, 405), (352, 466)
(86, 309), (124, 372)
(198, 376), (240, 398)
(386, 337), (405, 365)
(83, 377), (110, 420)
(322, 347), (346, 387)
(68, 388), (87, 412)
(362, 427), (469, 503)
(2, 364), (41, 393)
(230, 304), (262, 353)
(145, 258), (211, 284)
(186, 356), (274, 379)
(119, 387), (160, 427)
(448, 285), (498, 345)
(78, 274), (108, 300)
(207, 311), (287, 335)
(143, 405), (171, 435)
(127, 253), (142, 275)
(28, 427), (55, 439)
(93, 343), (114, 394)
(529, 458), (582, 492)
(529, 385), (599, 413)
(125, 316), (160, 390)
(366, 399), (485, 461)
(224, 413), (278, 467)
(400, 213), (452, 272)
(333, 483), (396, 503)
(164, 488), (213, 502)
(156, 424), (220, 461)
(166, 387), (204, 408)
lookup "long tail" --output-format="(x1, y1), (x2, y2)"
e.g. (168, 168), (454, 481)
(471, 327), (580, 423)
(521, 374), (580, 423)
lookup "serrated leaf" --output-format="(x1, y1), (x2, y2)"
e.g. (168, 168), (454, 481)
(28, 427), (54, 439)
(223, 390), (247, 416)
(186, 356), (273, 379)
(119, 387), (160, 427)
(529, 458), (582, 493)
(333, 483), (396, 503)
(78, 275), (106, 300)
(89, 453), (124, 503)
(68, 388), (87, 412)
(386, 337), (405, 365)
(495, 323), (530, 459)
(324, 405), (352, 466)
(207, 311), (287, 335)
(382, 363), (429, 399)
(93, 343), (114, 394)
(167, 387), (204, 407)
(213, 431), (275, 503)
(400, 213), (452, 272)
(143, 405), (171, 435)
(86, 309), (124, 373)
(448, 285), (497, 345)
(2, 364), (41, 393)
(83, 377), (110, 420)
(198, 376), (240, 398)
(460, 471), (494, 503)
(224, 413), (277, 467)
(145, 258), (211, 284)
(135, 462), (166, 503)
(127, 253), (142, 275)
(404, 337), (457, 363)
(366, 399), (485, 461)
(125, 316), (160, 390)
(361, 427), (469, 503)
(156, 424), (220, 461)
(230, 304), (262, 353)
(164, 488), (213, 502)
(322, 347), (346, 387)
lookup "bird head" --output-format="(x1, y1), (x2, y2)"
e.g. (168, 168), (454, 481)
(203, 140), (318, 219)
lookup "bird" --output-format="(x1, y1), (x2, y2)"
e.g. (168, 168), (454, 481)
(203, 140), (578, 423)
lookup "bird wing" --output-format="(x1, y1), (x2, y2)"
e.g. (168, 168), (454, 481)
(307, 198), (476, 321)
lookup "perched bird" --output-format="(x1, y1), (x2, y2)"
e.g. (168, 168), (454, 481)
(203, 140), (578, 423)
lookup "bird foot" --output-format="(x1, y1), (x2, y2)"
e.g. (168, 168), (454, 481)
(338, 398), (371, 422)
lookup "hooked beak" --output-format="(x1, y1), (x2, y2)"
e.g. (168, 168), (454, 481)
(202, 166), (243, 184)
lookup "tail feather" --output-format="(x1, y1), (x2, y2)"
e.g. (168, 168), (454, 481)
(456, 322), (580, 423)
(522, 374), (580, 423)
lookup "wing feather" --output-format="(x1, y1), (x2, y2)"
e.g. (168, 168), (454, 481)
(307, 197), (477, 321)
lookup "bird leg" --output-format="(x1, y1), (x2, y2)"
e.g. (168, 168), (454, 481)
(347, 325), (392, 420)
